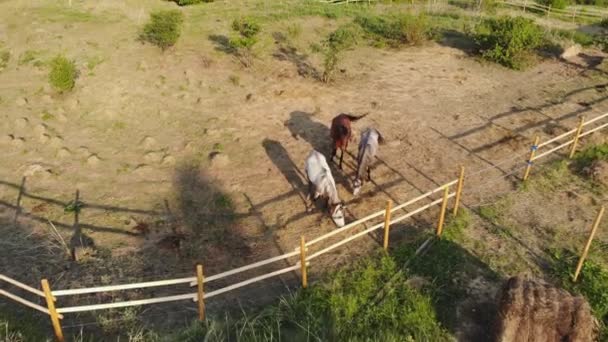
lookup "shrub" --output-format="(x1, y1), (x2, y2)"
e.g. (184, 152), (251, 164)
(355, 13), (430, 47)
(321, 24), (360, 82)
(573, 143), (608, 171)
(601, 18), (608, 28)
(141, 10), (183, 50)
(229, 18), (261, 66)
(48, 55), (77, 92)
(537, 0), (569, 9)
(0, 50), (9, 69)
(474, 16), (544, 69)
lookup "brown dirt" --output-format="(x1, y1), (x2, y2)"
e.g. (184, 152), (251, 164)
(583, 159), (608, 186)
(494, 275), (595, 342)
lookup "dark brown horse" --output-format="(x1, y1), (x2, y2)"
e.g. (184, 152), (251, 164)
(330, 113), (368, 169)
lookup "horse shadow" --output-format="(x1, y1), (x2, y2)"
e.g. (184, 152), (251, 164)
(284, 111), (330, 154)
(262, 139), (308, 210)
(272, 32), (320, 80)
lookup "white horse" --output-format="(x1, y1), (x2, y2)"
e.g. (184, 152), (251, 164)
(353, 128), (384, 195)
(304, 150), (345, 227)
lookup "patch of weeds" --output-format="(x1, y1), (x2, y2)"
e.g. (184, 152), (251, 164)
(551, 249), (608, 339)
(96, 307), (140, 334)
(0, 50), (9, 69)
(140, 10), (183, 50)
(86, 56), (104, 70)
(171, 0), (214, 5)
(355, 13), (430, 47)
(474, 16), (544, 70)
(321, 23), (361, 82)
(478, 205), (501, 223)
(41, 110), (55, 121)
(525, 159), (572, 192)
(229, 17), (261, 67)
(64, 199), (84, 214)
(48, 55), (77, 92)
(573, 143), (608, 171)
(286, 23), (302, 39)
(443, 208), (471, 242)
(601, 18), (608, 29)
(112, 121), (127, 130)
(18, 50), (41, 65)
(537, 0), (569, 9)
(214, 193), (233, 209)
(228, 75), (240, 86)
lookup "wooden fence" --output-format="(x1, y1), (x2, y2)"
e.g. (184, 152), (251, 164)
(499, 0), (608, 20)
(1, 111), (608, 341)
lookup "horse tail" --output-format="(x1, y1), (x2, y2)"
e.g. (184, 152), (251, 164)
(344, 113), (369, 122)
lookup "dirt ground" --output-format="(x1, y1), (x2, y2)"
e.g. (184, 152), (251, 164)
(1, 0), (608, 337)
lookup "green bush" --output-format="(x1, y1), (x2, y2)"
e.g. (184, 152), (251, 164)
(171, 0), (213, 5)
(574, 143), (608, 171)
(140, 10), (183, 50)
(601, 18), (608, 28)
(355, 13), (430, 47)
(229, 18), (261, 66)
(474, 16), (545, 69)
(321, 24), (360, 82)
(537, 0), (569, 9)
(48, 55), (77, 92)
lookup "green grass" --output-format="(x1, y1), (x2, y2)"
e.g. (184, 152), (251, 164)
(355, 13), (431, 47)
(141, 10), (184, 50)
(0, 50), (9, 69)
(18, 50), (42, 65)
(574, 143), (608, 171)
(551, 249), (608, 340)
(48, 55), (77, 92)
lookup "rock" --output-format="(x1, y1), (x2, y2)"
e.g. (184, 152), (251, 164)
(140, 136), (156, 149)
(15, 97), (28, 106)
(144, 151), (164, 163)
(560, 44), (582, 60)
(87, 154), (101, 166)
(209, 152), (229, 168)
(57, 147), (71, 158)
(161, 155), (176, 166)
(15, 117), (29, 128)
(23, 164), (52, 177)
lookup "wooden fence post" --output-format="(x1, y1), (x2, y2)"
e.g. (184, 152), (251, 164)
(574, 206), (605, 282)
(453, 166), (465, 216)
(523, 0), (527, 12)
(383, 200), (393, 251)
(41, 279), (64, 342)
(569, 116), (585, 159)
(300, 236), (307, 288)
(523, 136), (540, 181)
(436, 186), (450, 237)
(196, 264), (205, 321)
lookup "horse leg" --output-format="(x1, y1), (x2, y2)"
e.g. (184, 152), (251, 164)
(306, 181), (315, 211)
(331, 146), (337, 162)
(339, 148), (344, 170)
(367, 166), (372, 182)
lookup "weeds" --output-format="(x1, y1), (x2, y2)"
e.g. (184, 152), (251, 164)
(48, 55), (77, 92)
(321, 24), (360, 82)
(573, 143), (608, 171)
(355, 13), (430, 47)
(140, 10), (183, 50)
(229, 17), (261, 67)
(0, 50), (9, 70)
(286, 23), (302, 39)
(171, 0), (213, 5)
(228, 74), (240, 86)
(474, 16), (544, 69)
(18, 50), (41, 65)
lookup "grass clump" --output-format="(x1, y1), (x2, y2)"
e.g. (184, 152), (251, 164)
(175, 255), (450, 341)
(537, 0), (569, 9)
(0, 50), (9, 70)
(551, 249), (608, 339)
(474, 16), (544, 70)
(573, 143), (608, 171)
(229, 17), (261, 67)
(48, 55), (77, 92)
(141, 10), (183, 50)
(355, 13), (430, 47)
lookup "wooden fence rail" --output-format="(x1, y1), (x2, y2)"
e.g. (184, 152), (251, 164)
(1, 111), (607, 341)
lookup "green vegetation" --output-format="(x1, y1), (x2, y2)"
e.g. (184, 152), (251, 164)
(321, 24), (360, 82)
(171, 0), (214, 5)
(229, 17), (261, 66)
(141, 10), (183, 50)
(0, 50), (9, 69)
(18, 50), (42, 65)
(537, 0), (569, 10)
(48, 55), (77, 92)
(551, 249), (608, 339)
(474, 16), (544, 69)
(574, 143), (608, 171)
(355, 13), (430, 47)
(286, 23), (302, 39)
(601, 18), (608, 28)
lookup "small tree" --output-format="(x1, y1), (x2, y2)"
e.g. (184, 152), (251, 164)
(229, 18), (261, 67)
(49, 55), (77, 92)
(140, 10), (183, 50)
(322, 24), (360, 83)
